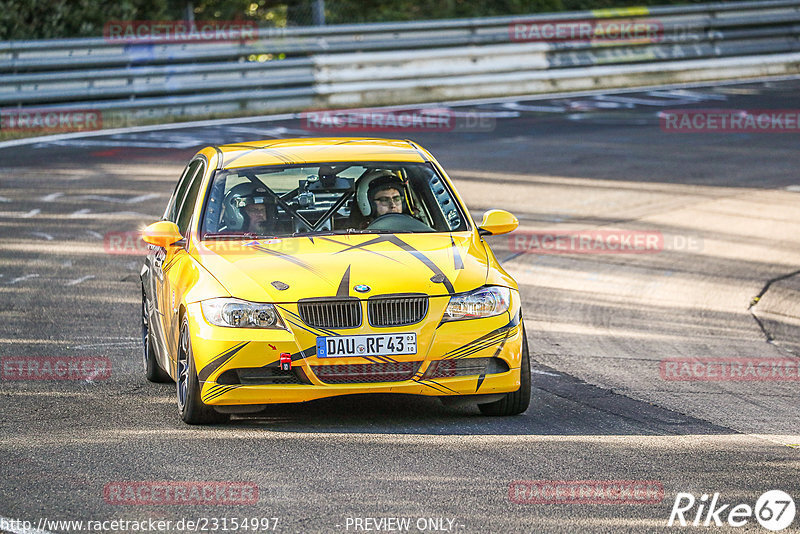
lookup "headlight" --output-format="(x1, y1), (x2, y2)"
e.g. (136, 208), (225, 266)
(201, 298), (285, 329)
(442, 286), (511, 321)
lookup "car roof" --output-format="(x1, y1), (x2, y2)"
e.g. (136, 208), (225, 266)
(213, 138), (429, 169)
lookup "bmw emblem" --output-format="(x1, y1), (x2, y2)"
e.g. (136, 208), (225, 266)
(354, 284), (371, 293)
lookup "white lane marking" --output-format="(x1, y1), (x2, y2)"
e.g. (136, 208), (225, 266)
(22, 209), (40, 218)
(127, 193), (160, 203)
(39, 192), (64, 202)
(66, 275), (94, 286)
(114, 211), (153, 218)
(501, 102), (565, 113)
(77, 193), (160, 204)
(786, 185), (800, 192)
(86, 230), (104, 239)
(73, 340), (140, 349)
(225, 126), (311, 136)
(532, 369), (560, 376)
(7, 274), (39, 284)
(0, 515), (56, 534)
(646, 89), (727, 102)
(595, 95), (676, 106)
(46, 138), (200, 149)
(70, 209), (90, 218)
(29, 232), (53, 241)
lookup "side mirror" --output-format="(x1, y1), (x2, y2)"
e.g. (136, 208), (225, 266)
(478, 209), (519, 236)
(142, 221), (184, 248)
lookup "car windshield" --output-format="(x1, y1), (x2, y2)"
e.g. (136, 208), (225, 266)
(200, 161), (468, 238)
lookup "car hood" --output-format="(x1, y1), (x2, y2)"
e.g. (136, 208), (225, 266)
(193, 233), (489, 302)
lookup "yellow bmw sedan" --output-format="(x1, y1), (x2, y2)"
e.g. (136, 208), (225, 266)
(140, 138), (529, 424)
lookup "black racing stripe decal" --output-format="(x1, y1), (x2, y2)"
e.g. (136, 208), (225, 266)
(251, 245), (330, 281)
(444, 332), (508, 360)
(332, 235), (455, 294)
(279, 306), (339, 337)
(201, 384), (225, 402)
(450, 235), (464, 270)
(336, 266), (351, 297)
(492, 329), (512, 358)
(476, 374), (486, 392)
(292, 346), (318, 362)
(320, 237), (404, 264)
(390, 235), (455, 294)
(203, 384), (240, 403)
(197, 342), (249, 383)
(443, 324), (520, 360)
(418, 378), (458, 394)
(286, 318), (325, 337)
(414, 379), (450, 394)
(427, 379), (458, 393)
(447, 340), (506, 360)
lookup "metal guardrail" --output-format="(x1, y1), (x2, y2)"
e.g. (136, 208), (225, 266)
(1, 0), (799, 120)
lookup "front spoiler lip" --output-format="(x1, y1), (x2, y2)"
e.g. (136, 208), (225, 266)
(199, 369), (521, 406)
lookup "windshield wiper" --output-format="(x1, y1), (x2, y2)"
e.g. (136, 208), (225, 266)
(202, 233), (260, 240)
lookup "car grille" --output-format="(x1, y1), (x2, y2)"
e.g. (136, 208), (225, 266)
(298, 298), (361, 329)
(367, 295), (428, 327)
(422, 357), (510, 379)
(310, 361), (422, 384)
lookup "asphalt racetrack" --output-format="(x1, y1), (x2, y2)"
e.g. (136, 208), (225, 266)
(1, 77), (799, 533)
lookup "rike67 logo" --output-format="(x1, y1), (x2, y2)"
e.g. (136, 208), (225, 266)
(668, 490), (795, 531)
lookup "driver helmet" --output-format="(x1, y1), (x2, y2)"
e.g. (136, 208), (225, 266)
(222, 182), (274, 231)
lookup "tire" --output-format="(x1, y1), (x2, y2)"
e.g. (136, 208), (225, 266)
(478, 321), (531, 416)
(142, 289), (171, 383)
(177, 316), (229, 425)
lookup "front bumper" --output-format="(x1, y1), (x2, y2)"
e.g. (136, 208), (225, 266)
(186, 294), (523, 406)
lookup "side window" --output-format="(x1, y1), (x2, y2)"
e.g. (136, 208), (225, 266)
(165, 160), (202, 223)
(175, 162), (206, 235)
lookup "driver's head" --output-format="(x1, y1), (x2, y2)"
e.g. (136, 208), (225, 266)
(369, 177), (404, 217)
(237, 193), (276, 233)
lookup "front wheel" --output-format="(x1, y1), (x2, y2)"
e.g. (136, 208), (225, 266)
(177, 317), (229, 425)
(142, 289), (170, 383)
(478, 322), (531, 416)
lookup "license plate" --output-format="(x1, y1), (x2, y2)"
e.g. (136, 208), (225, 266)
(316, 333), (417, 358)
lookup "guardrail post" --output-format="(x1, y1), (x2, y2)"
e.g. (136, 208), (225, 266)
(313, 0), (326, 26)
